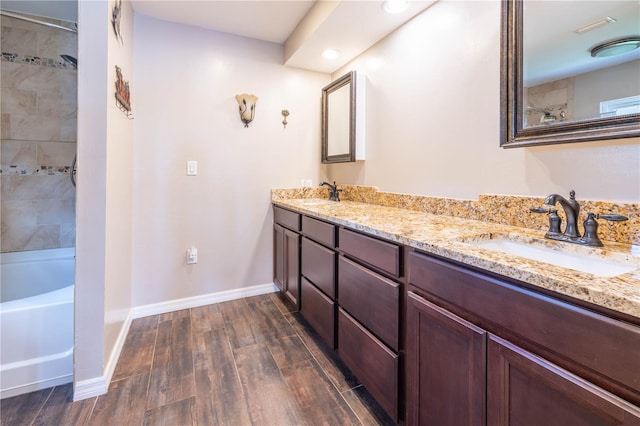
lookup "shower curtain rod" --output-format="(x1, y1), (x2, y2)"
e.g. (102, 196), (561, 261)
(1, 10), (77, 33)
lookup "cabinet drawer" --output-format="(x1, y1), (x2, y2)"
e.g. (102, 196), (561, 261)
(301, 277), (335, 349)
(273, 206), (300, 231)
(409, 251), (640, 404)
(301, 237), (336, 299)
(338, 256), (400, 351)
(302, 215), (336, 248)
(339, 228), (400, 277)
(338, 308), (398, 421)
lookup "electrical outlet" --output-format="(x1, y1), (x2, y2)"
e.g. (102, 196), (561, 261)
(187, 247), (198, 264)
(301, 179), (312, 187)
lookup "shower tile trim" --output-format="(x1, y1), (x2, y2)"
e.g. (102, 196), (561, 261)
(1, 52), (76, 71)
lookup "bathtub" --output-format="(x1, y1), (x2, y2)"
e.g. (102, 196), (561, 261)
(1, 248), (75, 399)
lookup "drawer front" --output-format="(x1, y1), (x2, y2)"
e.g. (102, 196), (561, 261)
(338, 256), (400, 351)
(273, 206), (300, 231)
(301, 237), (336, 299)
(338, 308), (398, 421)
(302, 215), (336, 248)
(301, 277), (335, 349)
(339, 228), (400, 277)
(409, 251), (640, 403)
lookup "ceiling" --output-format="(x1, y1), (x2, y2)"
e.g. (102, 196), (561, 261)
(129, 0), (437, 73)
(524, 0), (640, 86)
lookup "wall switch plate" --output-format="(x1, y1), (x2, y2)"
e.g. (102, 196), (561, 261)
(187, 161), (197, 176)
(187, 247), (198, 264)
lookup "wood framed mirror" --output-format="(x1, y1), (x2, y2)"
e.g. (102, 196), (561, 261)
(322, 71), (364, 163)
(500, 0), (640, 148)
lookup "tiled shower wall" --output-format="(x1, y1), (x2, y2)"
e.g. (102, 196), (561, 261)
(1, 14), (77, 253)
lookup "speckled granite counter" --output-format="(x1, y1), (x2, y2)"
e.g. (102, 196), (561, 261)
(272, 195), (640, 320)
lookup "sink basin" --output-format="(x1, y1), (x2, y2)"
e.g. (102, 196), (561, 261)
(466, 236), (638, 278)
(297, 199), (330, 206)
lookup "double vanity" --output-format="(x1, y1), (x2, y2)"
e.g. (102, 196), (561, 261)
(272, 187), (640, 424)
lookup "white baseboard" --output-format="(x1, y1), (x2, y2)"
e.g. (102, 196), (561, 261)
(132, 282), (278, 319)
(72, 283), (277, 401)
(73, 376), (107, 401)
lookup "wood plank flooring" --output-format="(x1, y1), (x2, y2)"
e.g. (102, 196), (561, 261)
(1, 293), (394, 426)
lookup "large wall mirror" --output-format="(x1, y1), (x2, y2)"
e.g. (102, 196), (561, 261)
(501, 0), (640, 147)
(322, 71), (365, 163)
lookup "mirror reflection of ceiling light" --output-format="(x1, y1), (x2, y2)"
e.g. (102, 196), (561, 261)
(322, 49), (341, 60)
(574, 16), (616, 34)
(591, 37), (640, 58)
(383, 0), (410, 14)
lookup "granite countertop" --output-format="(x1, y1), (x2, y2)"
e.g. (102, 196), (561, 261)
(273, 198), (640, 320)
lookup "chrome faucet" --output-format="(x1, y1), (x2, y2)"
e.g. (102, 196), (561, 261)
(544, 190), (580, 238)
(535, 190), (628, 247)
(319, 181), (341, 202)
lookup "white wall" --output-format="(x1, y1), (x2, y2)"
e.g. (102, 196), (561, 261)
(103, 0), (134, 380)
(75, 0), (108, 391)
(75, 0), (134, 399)
(131, 15), (328, 307)
(323, 0), (640, 203)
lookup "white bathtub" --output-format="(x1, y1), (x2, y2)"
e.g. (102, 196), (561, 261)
(1, 248), (75, 399)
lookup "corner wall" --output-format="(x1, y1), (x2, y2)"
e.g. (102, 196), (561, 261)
(131, 15), (329, 308)
(74, 0), (134, 399)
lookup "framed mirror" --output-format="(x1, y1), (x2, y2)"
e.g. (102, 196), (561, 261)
(322, 71), (365, 163)
(500, 0), (640, 148)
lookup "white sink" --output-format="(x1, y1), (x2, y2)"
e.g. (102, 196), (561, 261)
(468, 237), (638, 278)
(297, 199), (330, 206)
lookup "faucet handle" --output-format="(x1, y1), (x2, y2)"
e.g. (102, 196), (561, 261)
(595, 214), (628, 222)
(531, 208), (562, 235)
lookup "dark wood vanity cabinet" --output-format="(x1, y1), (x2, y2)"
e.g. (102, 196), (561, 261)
(406, 291), (486, 425)
(338, 229), (402, 422)
(407, 250), (640, 426)
(273, 206), (301, 308)
(300, 216), (337, 348)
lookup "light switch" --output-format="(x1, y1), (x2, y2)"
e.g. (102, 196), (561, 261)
(187, 160), (197, 176)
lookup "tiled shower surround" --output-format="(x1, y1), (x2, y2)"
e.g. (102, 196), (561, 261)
(1, 14), (77, 252)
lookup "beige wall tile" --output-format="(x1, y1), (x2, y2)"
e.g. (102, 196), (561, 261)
(37, 141), (76, 166)
(0, 199), (38, 227)
(37, 198), (76, 224)
(2, 175), (74, 201)
(0, 62), (41, 89)
(1, 87), (37, 115)
(59, 222), (76, 248)
(1, 26), (38, 56)
(1, 223), (60, 252)
(37, 91), (77, 118)
(1, 139), (38, 167)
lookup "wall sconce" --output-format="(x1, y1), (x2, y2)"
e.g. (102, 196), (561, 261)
(235, 93), (258, 127)
(281, 110), (289, 128)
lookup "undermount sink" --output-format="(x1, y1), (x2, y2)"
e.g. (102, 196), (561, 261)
(297, 199), (331, 206)
(465, 235), (638, 278)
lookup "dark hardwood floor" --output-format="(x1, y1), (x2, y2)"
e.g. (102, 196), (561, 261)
(1, 292), (394, 425)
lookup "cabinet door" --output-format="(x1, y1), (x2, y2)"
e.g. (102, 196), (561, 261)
(273, 224), (284, 291)
(338, 308), (398, 422)
(488, 335), (640, 426)
(283, 229), (300, 308)
(406, 291), (487, 426)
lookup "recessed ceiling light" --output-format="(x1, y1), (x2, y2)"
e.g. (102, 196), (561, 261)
(591, 37), (640, 58)
(383, 0), (410, 14)
(322, 49), (340, 60)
